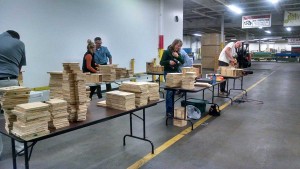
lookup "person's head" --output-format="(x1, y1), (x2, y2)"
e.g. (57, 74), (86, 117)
(235, 41), (242, 48)
(6, 30), (20, 39)
(94, 37), (102, 49)
(169, 39), (183, 52)
(87, 39), (95, 53)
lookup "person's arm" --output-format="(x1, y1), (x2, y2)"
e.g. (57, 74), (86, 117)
(109, 57), (112, 64)
(19, 42), (26, 72)
(160, 51), (175, 67)
(85, 54), (97, 73)
(225, 47), (235, 62)
(106, 47), (112, 64)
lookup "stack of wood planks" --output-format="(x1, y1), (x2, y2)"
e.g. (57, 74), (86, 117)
(62, 63), (88, 122)
(182, 67), (200, 77)
(98, 65), (116, 82)
(166, 73), (183, 88)
(11, 102), (50, 140)
(119, 82), (149, 107)
(45, 99), (69, 129)
(182, 72), (197, 90)
(85, 73), (102, 83)
(106, 90), (135, 111)
(0, 86), (30, 132)
(142, 82), (160, 101)
(173, 107), (187, 127)
(115, 68), (127, 79)
(48, 71), (63, 99)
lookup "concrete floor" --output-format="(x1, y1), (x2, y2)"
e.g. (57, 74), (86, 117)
(0, 62), (299, 169)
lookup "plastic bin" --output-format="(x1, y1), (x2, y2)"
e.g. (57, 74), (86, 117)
(181, 99), (209, 117)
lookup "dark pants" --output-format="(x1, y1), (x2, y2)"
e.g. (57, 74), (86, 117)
(219, 61), (229, 92)
(89, 85), (102, 99)
(164, 71), (174, 116)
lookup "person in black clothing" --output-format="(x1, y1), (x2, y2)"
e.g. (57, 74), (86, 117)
(82, 39), (102, 99)
(160, 39), (184, 117)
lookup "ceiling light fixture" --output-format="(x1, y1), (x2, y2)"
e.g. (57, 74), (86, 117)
(231, 38), (237, 40)
(227, 5), (243, 14)
(193, 33), (202, 37)
(258, 27), (263, 29)
(265, 30), (271, 34)
(269, 0), (279, 4)
(286, 27), (291, 31)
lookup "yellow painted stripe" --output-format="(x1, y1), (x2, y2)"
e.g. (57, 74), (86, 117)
(128, 71), (275, 169)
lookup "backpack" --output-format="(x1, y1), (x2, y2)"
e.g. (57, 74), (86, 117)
(208, 104), (220, 116)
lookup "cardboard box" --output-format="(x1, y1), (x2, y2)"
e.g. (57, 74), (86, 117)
(202, 33), (221, 45)
(202, 57), (216, 69)
(201, 45), (221, 57)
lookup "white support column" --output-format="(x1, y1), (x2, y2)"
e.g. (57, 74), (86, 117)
(221, 13), (225, 48)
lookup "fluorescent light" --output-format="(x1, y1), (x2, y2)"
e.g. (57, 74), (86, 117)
(269, 0), (279, 4)
(286, 27), (291, 31)
(227, 5), (243, 14)
(258, 27), (263, 29)
(193, 33), (202, 36)
(231, 38), (237, 40)
(265, 30), (271, 34)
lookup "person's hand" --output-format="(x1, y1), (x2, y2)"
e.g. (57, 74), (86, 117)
(170, 60), (176, 65)
(172, 52), (179, 58)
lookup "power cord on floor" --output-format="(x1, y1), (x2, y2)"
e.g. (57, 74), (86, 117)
(234, 95), (264, 104)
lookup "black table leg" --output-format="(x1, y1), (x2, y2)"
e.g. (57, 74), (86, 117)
(11, 138), (17, 169)
(24, 142), (29, 169)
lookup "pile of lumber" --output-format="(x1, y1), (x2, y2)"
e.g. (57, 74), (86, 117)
(48, 71), (63, 99)
(182, 72), (197, 90)
(98, 65), (116, 82)
(173, 107), (187, 127)
(0, 86), (30, 132)
(126, 69), (134, 78)
(119, 82), (149, 107)
(46, 99), (69, 129)
(182, 67), (200, 77)
(85, 73), (102, 83)
(62, 63), (88, 122)
(146, 62), (164, 73)
(11, 102), (50, 140)
(106, 91), (135, 111)
(166, 73), (183, 88)
(142, 82), (160, 101)
(115, 68), (127, 79)
(220, 66), (243, 77)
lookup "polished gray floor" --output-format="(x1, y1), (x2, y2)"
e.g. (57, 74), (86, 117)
(0, 62), (299, 169)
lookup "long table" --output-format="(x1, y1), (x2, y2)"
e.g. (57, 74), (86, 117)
(0, 99), (164, 169)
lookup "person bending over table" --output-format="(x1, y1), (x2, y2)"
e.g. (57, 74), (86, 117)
(94, 37), (112, 92)
(160, 39), (184, 117)
(0, 30), (26, 157)
(82, 39), (102, 99)
(218, 41), (241, 94)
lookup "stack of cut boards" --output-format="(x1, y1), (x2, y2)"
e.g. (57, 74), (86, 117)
(98, 65), (116, 82)
(119, 82), (149, 107)
(166, 73), (183, 88)
(173, 107), (187, 127)
(115, 68), (127, 79)
(48, 71), (63, 99)
(182, 67), (200, 77)
(11, 102), (50, 141)
(144, 82), (160, 101)
(220, 66), (243, 77)
(106, 90), (135, 111)
(45, 99), (70, 129)
(85, 73), (102, 83)
(182, 72), (197, 90)
(62, 63), (88, 122)
(0, 86), (30, 132)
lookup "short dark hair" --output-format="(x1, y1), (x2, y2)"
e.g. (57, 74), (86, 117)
(94, 37), (101, 41)
(6, 30), (20, 39)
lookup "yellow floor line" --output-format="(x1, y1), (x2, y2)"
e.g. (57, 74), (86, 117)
(127, 72), (275, 169)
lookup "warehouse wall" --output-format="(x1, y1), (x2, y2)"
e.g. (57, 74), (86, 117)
(249, 42), (292, 52)
(0, 0), (183, 87)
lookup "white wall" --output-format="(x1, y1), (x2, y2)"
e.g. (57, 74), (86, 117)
(0, 0), (183, 87)
(249, 42), (292, 52)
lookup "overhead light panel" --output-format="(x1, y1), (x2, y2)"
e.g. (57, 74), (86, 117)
(265, 30), (271, 34)
(269, 0), (279, 4)
(227, 5), (243, 14)
(286, 27), (291, 31)
(258, 27), (263, 29)
(231, 38), (237, 40)
(193, 33), (202, 37)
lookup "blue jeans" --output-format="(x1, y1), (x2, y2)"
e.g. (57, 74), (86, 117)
(164, 72), (174, 116)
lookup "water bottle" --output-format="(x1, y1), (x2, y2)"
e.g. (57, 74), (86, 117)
(212, 74), (216, 84)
